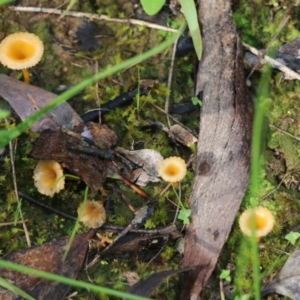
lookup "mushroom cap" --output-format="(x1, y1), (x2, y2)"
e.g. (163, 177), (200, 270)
(158, 156), (187, 183)
(0, 32), (44, 70)
(33, 160), (64, 197)
(78, 201), (106, 228)
(239, 206), (275, 238)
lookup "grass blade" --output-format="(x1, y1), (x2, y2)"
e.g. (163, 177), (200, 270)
(179, 0), (202, 60)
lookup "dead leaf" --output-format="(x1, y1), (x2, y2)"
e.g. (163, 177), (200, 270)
(100, 224), (181, 261)
(0, 230), (96, 300)
(142, 121), (197, 147)
(116, 148), (163, 186)
(0, 74), (82, 132)
(277, 37), (300, 73)
(261, 249), (300, 300)
(86, 122), (118, 149)
(169, 124), (198, 147)
(126, 268), (191, 297)
(122, 271), (140, 286)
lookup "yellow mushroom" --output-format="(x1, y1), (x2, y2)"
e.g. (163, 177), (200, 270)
(33, 160), (65, 197)
(158, 156), (187, 183)
(239, 206), (275, 239)
(78, 201), (106, 229)
(0, 32), (44, 83)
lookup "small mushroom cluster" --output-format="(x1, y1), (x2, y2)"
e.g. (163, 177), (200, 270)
(32, 160), (107, 229)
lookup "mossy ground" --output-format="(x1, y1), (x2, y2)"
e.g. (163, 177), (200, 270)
(1, 0), (300, 299)
(0, 1), (195, 299)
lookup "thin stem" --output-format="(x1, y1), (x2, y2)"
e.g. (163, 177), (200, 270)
(22, 69), (30, 84)
(63, 186), (89, 261)
(9, 139), (31, 247)
(171, 184), (185, 209)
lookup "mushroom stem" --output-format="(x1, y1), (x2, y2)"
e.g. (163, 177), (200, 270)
(22, 68), (30, 84)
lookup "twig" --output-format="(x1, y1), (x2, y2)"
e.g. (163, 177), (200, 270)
(243, 42), (300, 81)
(113, 184), (136, 212)
(87, 223), (134, 268)
(165, 36), (180, 127)
(18, 191), (77, 221)
(0, 220), (28, 227)
(8, 140), (31, 247)
(262, 172), (291, 200)
(173, 182), (182, 224)
(246, 7), (291, 79)
(10, 6), (178, 33)
(269, 124), (300, 142)
(152, 103), (196, 135)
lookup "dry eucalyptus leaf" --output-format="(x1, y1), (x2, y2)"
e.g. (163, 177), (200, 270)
(126, 268), (191, 297)
(0, 74), (82, 131)
(116, 148), (163, 186)
(261, 249), (300, 300)
(0, 231), (96, 300)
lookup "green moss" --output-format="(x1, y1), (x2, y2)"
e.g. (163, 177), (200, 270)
(233, 2), (270, 47)
(233, 1), (299, 48)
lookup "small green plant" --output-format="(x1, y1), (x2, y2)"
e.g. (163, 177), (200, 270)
(172, 185), (191, 225)
(219, 269), (231, 282)
(191, 96), (202, 106)
(285, 231), (300, 245)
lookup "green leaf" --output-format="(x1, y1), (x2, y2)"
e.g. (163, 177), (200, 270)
(179, 0), (202, 60)
(0, 110), (10, 120)
(220, 269), (231, 282)
(178, 209), (191, 225)
(191, 96), (202, 106)
(285, 231), (300, 245)
(140, 0), (166, 16)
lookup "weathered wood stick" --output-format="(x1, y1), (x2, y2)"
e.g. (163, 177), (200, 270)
(180, 1), (253, 299)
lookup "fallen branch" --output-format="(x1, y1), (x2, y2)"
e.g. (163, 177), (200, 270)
(10, 6), (177, 33)
(243, 42), (300, 81)
(180, 1), (252, 298)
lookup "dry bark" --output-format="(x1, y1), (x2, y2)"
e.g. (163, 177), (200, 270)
(180, 1), (253, 299)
